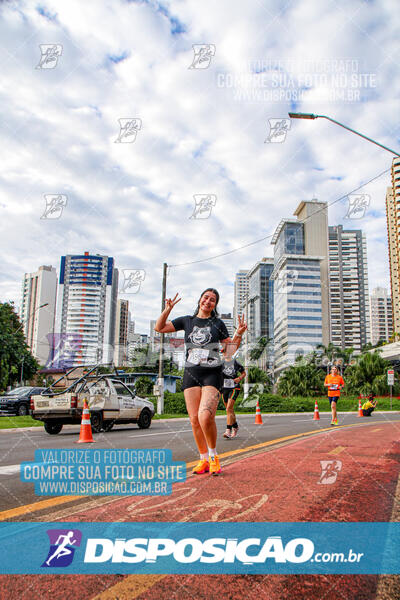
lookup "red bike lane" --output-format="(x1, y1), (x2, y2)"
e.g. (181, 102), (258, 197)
(2, 420), (400, 600)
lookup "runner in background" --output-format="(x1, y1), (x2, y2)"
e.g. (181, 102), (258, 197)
(324, 365), (345, 426)
(221, 357), (246, 439)
(155, 289), (247, 476)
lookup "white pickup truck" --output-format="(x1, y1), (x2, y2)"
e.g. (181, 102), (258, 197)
(31, 367), (155, 435)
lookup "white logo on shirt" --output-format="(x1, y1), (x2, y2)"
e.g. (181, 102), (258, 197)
(188, 326), (212, 346)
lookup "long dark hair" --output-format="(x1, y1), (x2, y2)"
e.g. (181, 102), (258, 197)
(193, 288), (220, 318)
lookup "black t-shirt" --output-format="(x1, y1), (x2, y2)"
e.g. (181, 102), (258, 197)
(171, 315), (229, 369)
(222, 359), (245, 389)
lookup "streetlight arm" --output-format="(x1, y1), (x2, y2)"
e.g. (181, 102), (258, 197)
(288, 112), (400, 157)
(317, 114), (400, 157)
(14, 302), (49, 335)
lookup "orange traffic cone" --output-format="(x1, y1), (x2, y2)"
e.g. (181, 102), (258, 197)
(313, 399), (320, 420)
(77, 399), (95, 443)
(357, 398), (364, 418)
(255, 400), (263, 425)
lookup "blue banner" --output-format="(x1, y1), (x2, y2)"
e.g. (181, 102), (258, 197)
(0, 522), (398, 574)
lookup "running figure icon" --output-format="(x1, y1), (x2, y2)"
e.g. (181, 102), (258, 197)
(45, 531), (77, 566)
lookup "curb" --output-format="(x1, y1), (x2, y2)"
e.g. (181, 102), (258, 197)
(1, 410), (399, 433)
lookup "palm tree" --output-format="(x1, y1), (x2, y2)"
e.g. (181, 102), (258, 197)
(345, 351), (398, 396)
(249, 337), (271, 361)
(277, 362), (324, 397)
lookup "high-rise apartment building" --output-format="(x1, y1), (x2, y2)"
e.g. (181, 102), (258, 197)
(271, 200), (329, 373)
(234, 270), (249, 326)
(328, 226), (370, 351)
(221, 313), (234, 337)
(20, 265), (57, 365)
(386, 157), (400, 334)
(114, 299), (129, 366)
(246, 258), (274, 344)
(370, 287), (393, 346)
(54, 252), (118, 367)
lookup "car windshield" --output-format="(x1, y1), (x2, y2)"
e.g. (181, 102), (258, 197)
(6, 387), (31, 396)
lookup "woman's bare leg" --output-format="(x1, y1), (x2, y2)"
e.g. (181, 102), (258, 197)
(184, 387), (208, 454)
(198, 385), (220, 449)
(226, 396), (236, 426)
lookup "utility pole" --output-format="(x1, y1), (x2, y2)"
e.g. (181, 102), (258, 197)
(157, 263), (167, 414)
(244, 291), (249, 400)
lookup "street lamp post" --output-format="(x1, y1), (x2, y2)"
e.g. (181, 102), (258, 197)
(288, 113), (400, 157)
(14, 302), (49, 335)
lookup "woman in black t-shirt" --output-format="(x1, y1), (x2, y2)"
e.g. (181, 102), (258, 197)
(155, 288), (247, 476)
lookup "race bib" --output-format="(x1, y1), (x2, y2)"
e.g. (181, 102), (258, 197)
(188, 348), (209, 365)
(330, 384), (339, 390)
(223, 379), (235, 388)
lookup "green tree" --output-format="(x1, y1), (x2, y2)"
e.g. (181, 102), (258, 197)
(134, 375), (154, 396)
(247, 366), (271, 391)
(249, 337), (271, 361)
(0, 302), (39, 390)
(277, 362), (325, 397)
(344, 351), (398, 396)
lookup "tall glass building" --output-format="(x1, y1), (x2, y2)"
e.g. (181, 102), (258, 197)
(271, 200), (329, 373)
(247, 258), (274, 343)
(54, 252), (118, 367)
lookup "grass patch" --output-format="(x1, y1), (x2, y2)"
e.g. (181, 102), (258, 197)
(0, 415), (43, 429)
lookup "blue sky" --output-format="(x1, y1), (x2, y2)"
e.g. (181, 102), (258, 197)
(0, 0), (399, 333)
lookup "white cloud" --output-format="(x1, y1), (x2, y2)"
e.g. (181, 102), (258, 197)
(0, 0), (399, 334)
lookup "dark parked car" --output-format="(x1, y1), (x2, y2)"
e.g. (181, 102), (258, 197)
(0, 387), (47, 416)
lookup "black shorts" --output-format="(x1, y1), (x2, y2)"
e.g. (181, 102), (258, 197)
(182, 367), (223, 392)
(222, 388), (240, 404)
(329, 396), (340, 404)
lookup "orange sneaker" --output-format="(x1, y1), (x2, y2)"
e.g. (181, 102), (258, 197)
(192, 459), (209, 474)
(209, 455), (221, 476)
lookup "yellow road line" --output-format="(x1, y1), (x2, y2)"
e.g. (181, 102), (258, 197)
(1, 420), (399, 521)
(328, 445), (346, 455)
(0, 495), (84, 521)
(92, 575), (167, 600)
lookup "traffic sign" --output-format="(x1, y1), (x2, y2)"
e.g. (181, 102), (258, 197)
(387, 370), (395, 386)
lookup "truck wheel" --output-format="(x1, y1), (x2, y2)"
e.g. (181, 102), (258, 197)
(102, 420), (115, 432)
(90, 412), (103, 433)
(44, 422), (63, 435)
(138, 408), (152, 429)
(17, 404), (28, 416)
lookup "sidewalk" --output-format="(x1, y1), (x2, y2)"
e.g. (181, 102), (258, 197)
(1, 420), (399, 599)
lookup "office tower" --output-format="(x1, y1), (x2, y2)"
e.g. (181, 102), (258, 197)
(247, 258), (274, 344)
(386, 159), (400, 334)
(328, 226), (370, 351)
(220, 313), (234, 337)
(271, 200), (329, 373)
(128, 311), (135, 341)
(149, 319), (157, 350)
(54, 252), (118, 367)
(20, 265), (57, 365)
(114, 299), (129, 366)
(234, 270), (249, 326)
(370, 287), (393, 345)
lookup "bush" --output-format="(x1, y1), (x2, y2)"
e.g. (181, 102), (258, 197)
(164, 391), (187, 414)
(134, 375), (154, 396)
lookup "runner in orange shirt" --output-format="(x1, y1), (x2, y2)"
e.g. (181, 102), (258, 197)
(324, 365), (345, 426)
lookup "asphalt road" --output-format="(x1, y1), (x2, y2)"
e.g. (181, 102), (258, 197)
(0, 411), (398, 513)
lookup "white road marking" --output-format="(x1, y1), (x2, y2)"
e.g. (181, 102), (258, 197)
(130, 429), (193, 438)
(0, 464), (20, 476)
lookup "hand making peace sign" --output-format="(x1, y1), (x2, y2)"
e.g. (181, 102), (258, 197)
(236, 314), (247, 336)
(165, 293), (181, 312)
